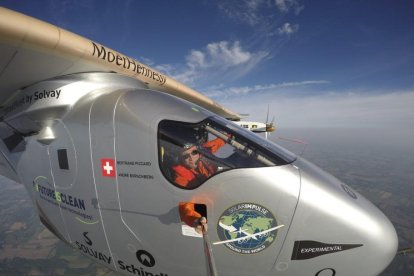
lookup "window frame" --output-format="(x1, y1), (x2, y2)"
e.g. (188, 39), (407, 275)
(157, 117), (296, 189)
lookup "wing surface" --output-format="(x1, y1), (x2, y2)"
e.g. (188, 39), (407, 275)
(0, 7), (240, 120)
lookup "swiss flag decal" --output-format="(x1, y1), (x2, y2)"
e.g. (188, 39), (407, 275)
(101, 158), (116, 177)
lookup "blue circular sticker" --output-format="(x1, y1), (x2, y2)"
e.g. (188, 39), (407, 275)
(216, 203), (280, 254)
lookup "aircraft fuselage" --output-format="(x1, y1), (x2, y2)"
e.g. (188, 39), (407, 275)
(0, 73), (397, 276)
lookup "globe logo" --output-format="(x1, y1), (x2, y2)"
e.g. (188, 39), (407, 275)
(216, 203), (280, 254)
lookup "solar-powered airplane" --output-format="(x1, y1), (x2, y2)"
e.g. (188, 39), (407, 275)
(0, 7), (397, 276)
(233, 120), (275, 139)
(234, 106), (276, 139)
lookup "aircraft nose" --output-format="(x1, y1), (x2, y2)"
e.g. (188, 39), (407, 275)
(285, 159), (398, 275)
(328, 181), (398, 274)
(330, 187), (398, 274)
(358, 200), (398, 274)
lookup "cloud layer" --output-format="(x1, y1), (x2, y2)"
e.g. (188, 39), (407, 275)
(204, 80), (329, 98)
(156, 41), (269, 86)
(277, 23), (300, 35)
(275, 0), (304, 14)
(217, 0), (302, 41)
(220, 88), (414, 129)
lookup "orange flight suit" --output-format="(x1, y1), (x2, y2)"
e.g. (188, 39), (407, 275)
(179, 202), (202, 227)
(172, 138), (225, 188)
(175, 138), (225, 227)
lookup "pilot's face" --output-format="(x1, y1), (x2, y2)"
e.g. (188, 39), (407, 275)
(181, 146), (199, 169)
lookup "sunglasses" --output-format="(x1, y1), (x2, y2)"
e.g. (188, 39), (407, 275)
(182, 150), (199, 160)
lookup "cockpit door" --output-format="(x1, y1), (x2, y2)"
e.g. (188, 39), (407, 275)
(112, 92), (177, 275)
(156, 116), (301, 275)
(200, 165), (300, 275)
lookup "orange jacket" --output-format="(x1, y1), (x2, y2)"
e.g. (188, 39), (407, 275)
(179, 202), (201, 227)
(202, 137), (225, 154)
(172, 138), (225, 188)
(175, 138), (225, 227)
(172, 161), (214, 188)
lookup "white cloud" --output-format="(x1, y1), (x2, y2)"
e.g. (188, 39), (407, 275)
(246, 0), (263, 10)
(215, 1), (304, 61)
(205, 80), (329, 98)
(275, 0), (288, 12)
(156, 41), (268, 86)
(218, 0), (263, 26)
(202, 41), (252, 67)
(139, 56), (155, 66)
(218, 0), (304, 27)
(275, 0), (304, 14)
(186, 50), (206, 68)
(278, 22), (299, 35)
(154, 63), (174, 75)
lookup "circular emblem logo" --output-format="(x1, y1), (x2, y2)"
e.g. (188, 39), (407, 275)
(136, 250), (155, 267)
(217, 203), (279, 254)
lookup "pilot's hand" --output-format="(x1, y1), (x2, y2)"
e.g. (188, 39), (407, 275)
(195, 216), (207, 234)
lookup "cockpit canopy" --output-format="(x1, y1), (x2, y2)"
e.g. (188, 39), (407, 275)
(158, 116), (296, 189)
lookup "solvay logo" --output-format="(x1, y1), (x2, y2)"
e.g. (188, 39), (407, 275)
(101, 158), (116, 177)
(83, 231), (92, 246)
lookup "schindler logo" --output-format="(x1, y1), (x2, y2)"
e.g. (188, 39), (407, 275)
(136, 250), (155, 267)
(291, 240), (363, 260)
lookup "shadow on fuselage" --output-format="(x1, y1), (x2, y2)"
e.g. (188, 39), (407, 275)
(91, 198), (180, 225)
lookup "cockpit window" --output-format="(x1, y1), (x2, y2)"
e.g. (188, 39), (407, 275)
(158, 116), (296, 189)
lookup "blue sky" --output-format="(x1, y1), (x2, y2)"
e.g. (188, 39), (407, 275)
(2, 0), (414, 128)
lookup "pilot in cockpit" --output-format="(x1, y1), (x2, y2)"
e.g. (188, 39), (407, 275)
(172, 137), (225, 189)
(174, 136), (226, 234)
(158, 120), (232, 234)
(167, 125), (226, 234)
(158, 117), (286, 233)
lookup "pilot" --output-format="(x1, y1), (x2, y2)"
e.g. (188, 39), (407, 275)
(172, 137), (225, 188)
(173, 135), (226, 233)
